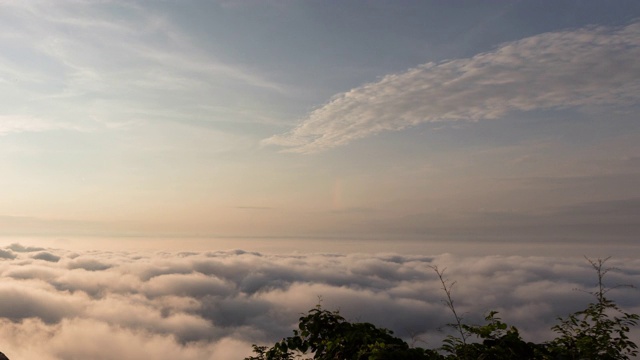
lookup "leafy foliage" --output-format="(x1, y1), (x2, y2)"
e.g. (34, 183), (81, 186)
(547, 257), (639, 359)
(244, 305), (441, 360)
(440, 311), (543, 359)
(245, 257), (638, 360)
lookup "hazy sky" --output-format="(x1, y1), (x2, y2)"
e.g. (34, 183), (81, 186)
(1, 0), (639, 245)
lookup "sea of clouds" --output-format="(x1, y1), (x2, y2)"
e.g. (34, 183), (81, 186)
(0, 243), (638, 359)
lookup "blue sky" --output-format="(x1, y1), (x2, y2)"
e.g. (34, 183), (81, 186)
(0, 1), (639, 247)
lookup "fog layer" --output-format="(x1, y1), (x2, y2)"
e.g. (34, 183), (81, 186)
(0, 244), (638, 359)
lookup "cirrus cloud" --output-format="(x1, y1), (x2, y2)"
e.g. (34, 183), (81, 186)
(264, 21), (640, 153)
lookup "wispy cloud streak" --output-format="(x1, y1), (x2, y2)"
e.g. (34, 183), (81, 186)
(0, 116), (59, 136)
(0, 0), (288, 133)
(264, 21), (640, 153)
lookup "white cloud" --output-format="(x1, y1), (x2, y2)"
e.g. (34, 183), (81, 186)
(264, 21), (640, 153)
(0, 246), (638, 359)
(0, 281), (85, 323)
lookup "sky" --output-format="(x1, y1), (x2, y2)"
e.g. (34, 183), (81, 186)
(0, 1), (639, 248)
(0, 2), (639, 359)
